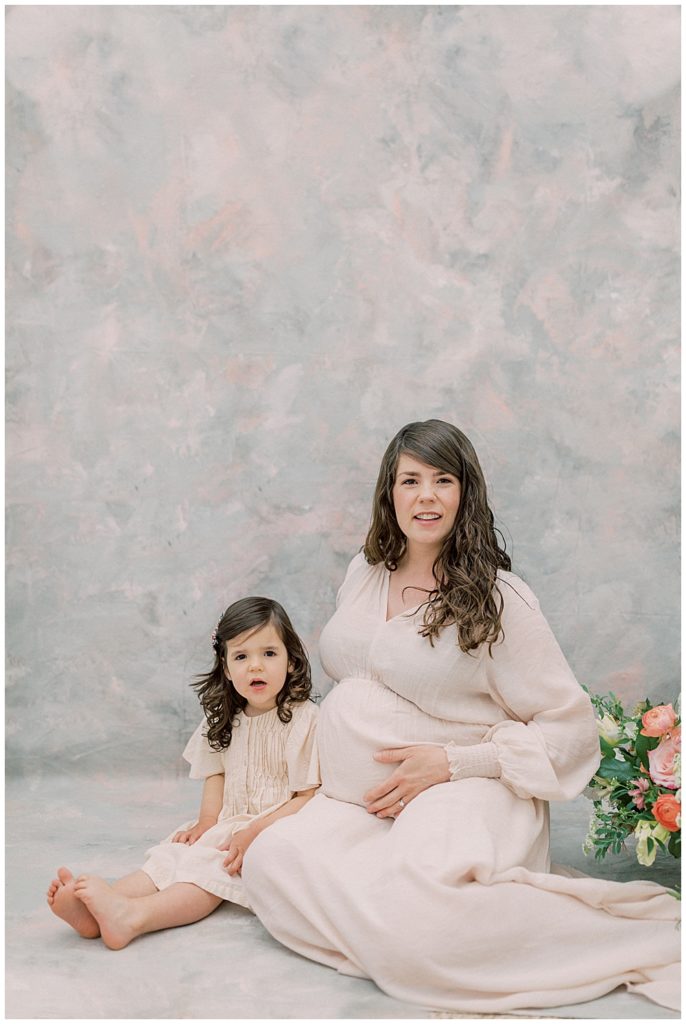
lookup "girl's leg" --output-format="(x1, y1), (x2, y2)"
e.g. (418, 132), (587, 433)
(74, 874), (222, 949)
(112, 870), (158, 897)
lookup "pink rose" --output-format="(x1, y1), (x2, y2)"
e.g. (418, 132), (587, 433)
(627, 777), (650, 810)
(648, 727), (681, 790)
(641, 704), (677, 737)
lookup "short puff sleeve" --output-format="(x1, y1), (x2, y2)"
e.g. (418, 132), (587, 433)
(479, 579), (600, 802)
(182, 721), (225, 780)
(285, 702), (321, 793)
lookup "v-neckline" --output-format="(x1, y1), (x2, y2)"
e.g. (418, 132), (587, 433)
(382, 566), (422, 623)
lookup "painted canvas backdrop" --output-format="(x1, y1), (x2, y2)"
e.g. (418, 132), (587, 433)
(7, 5), (679, 778)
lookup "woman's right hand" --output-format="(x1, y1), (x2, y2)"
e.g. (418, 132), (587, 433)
(171, 818), (216, 844)
(364, 744), (450, 816)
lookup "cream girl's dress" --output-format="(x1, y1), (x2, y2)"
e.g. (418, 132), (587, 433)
(142, 700), (319, 908)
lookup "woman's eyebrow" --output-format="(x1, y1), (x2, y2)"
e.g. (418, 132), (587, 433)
(398, 469), (454, 477)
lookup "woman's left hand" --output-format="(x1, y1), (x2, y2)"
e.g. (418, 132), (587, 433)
(363, 744), (450, 817)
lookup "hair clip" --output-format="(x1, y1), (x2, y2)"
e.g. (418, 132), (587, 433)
(211, 625), (219, 651)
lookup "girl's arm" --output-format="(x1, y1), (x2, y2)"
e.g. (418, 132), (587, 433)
(221, 788), (317, 875)
(172, 772), (225, 844)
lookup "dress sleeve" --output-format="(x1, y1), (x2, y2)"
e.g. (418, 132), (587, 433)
(284, 703), (321, 792)
(476, 580), (601, 801)
(335, 551), (367, 608)
(182, 721), (225, 780)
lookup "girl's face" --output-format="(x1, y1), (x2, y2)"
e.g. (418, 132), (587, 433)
(392, 453), (461, 554)
(223, 621), (292, 716)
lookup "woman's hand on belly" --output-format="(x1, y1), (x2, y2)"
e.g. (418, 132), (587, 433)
(363, 744), (451, 817)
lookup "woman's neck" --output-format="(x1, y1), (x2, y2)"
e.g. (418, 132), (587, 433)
(398, 543), (441, 580)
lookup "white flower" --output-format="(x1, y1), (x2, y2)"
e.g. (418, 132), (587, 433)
(673, 754), (681, 789)
(614, 750), (626, 762)
(634, 820), (670, 867)
(624, 721), (638, 741)
(588, 775), (617, 801)
(583, 808), (601, 855)
(597, 715), (623, 745)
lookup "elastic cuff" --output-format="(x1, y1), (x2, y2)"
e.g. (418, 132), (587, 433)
(444, 741), (501, 782)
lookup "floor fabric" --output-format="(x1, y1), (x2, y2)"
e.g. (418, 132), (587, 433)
(7, 775), (679, 1020)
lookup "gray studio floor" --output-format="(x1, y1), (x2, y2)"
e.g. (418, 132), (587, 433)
(6, 773), (680, 1020)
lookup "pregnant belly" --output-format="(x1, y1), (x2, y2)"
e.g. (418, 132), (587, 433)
(318, 678), (471, 806)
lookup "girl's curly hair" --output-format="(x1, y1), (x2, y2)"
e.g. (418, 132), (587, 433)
(192, 596), (312, 750)
(363, 419), (511, 653)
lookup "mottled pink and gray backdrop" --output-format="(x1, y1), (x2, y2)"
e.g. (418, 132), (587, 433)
(7, 6), (680, 777)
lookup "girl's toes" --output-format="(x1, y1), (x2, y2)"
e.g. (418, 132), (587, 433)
(47, 878), (62, 901)
(57, 866), (74, 885)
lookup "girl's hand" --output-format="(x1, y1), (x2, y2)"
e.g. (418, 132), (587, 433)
(172, 818), (216, 845)
(220, 827), (256, 876)
(363, 744), (450, 817)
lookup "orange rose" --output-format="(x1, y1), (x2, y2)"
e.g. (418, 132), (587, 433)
(652, 794), (681, 833)
(641, 704), (677, 737)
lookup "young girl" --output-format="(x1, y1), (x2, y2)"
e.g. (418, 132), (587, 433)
(46, 596), (320, 950)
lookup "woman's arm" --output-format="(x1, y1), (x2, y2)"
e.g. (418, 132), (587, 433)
(479, 593), (600, 802)
(172, 772), (225, 843)
(365, 585), (601, 816)
(364, 740), (504, 816)
(221, 789), (318, 875)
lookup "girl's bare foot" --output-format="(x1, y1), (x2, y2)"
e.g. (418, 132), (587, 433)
(46, 866), (100, 938)
(74, 874), (143, 950)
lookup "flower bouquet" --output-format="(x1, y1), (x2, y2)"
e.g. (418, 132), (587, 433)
(584, 690), (680, 869)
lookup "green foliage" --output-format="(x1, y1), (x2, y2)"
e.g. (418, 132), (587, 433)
(634, 731), (658, 771)
(588, 803), (643, 860)
(599, 736), (617, 759)
(596, 757), (635, 783)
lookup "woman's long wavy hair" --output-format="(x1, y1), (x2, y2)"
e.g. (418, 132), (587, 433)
(192, 597), (312, 750)
(363, 419), (511, 653)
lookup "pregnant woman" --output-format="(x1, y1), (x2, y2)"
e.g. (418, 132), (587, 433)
(242, 419), (680, 1013)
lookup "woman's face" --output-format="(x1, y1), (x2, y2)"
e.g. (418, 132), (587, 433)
(392, 453), (461, 553)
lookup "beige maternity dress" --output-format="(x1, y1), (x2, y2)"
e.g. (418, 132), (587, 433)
(142, 700), (319, 908)
(242, 553), (680, 1013)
